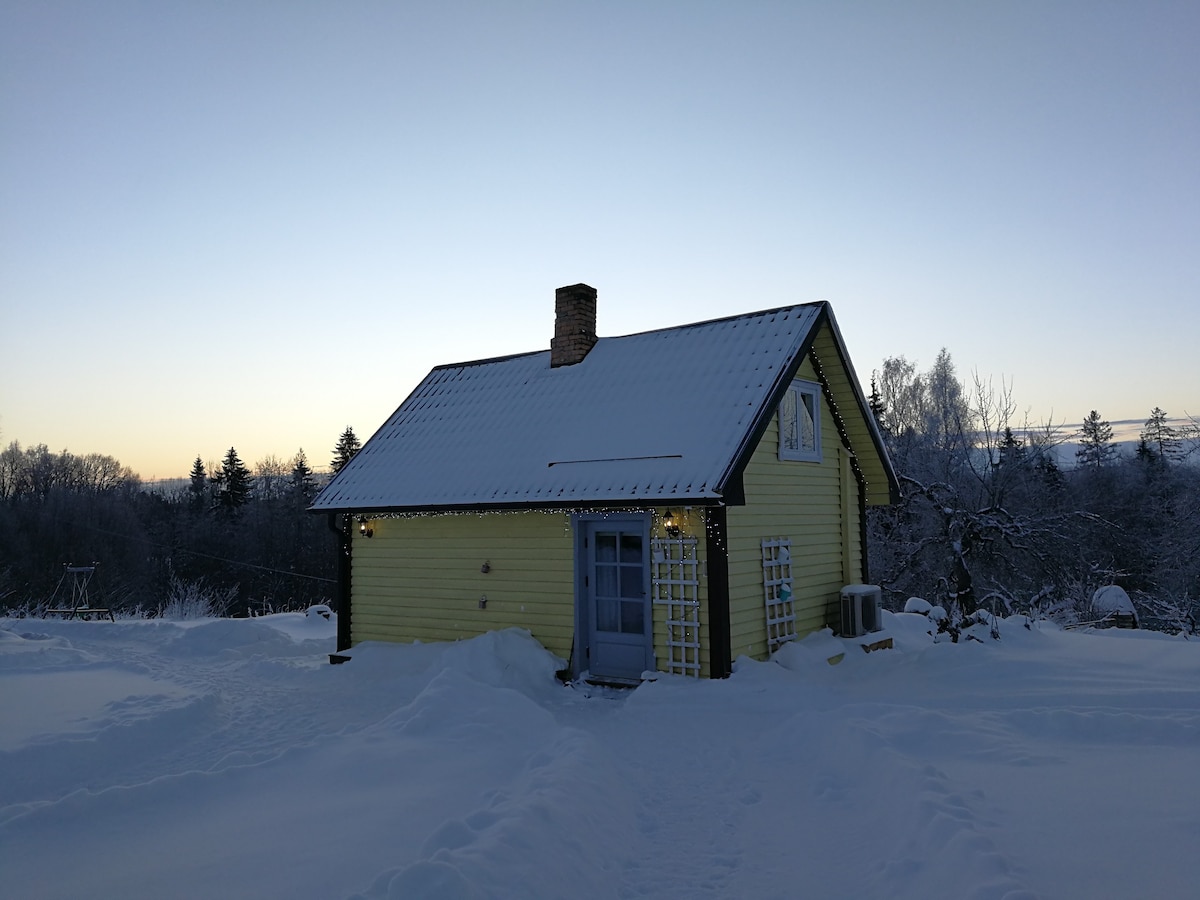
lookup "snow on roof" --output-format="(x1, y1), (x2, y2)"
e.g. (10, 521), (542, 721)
(312, 303), (824, 511)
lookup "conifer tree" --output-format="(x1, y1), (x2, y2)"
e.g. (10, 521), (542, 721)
(998, 427), (1026, 468)
(1141, 408), (1181, 463)
(868, 376), (885, 425)
(331, 427), (361, 475)
(289, 449), (316, 503)
(188, 456), (207, 508)
(1135, 437), (1156, 465)
(216, 446), (252, 510)
(1076, 410), (1117, 469)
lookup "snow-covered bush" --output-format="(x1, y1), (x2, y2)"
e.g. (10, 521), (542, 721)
(1090, 585), (1136, 621)
(897, 597), (1004, 643)
(158, 577), (237, 620)
(903, 597), (932, 615)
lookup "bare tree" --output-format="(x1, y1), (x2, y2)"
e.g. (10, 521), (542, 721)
(254, 455), (288, 502)
(870, 357), (1079, 620)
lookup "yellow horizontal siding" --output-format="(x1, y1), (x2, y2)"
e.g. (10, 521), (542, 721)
(350, 507), (720, 678)
(350, 511), (576, 661)
(725, 354), (865, 661)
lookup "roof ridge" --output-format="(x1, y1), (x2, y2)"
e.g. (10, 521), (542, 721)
(429, 349), (544, 372)
(617, 300), (827, 341)
(428, 301), (827, 372)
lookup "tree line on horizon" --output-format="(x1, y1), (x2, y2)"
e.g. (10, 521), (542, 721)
(0, 427), (363, 616)
(2, 369), (1197, 633)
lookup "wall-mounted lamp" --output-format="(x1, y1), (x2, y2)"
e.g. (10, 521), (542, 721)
(663, 510), (681, 538)
(480, 561), (491, 574)
(357, 516), (374, 538)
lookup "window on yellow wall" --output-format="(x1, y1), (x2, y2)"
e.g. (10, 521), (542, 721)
(778, 379), (822, 462)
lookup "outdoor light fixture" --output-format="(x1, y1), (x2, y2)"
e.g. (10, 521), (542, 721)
(358, 516), (374, 538)
(663, 510), (681, 538)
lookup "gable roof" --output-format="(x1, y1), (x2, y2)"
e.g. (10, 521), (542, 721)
(311, 301), (897, 513)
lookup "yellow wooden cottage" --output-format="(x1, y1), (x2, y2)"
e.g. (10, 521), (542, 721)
(311, 284), (899, 682)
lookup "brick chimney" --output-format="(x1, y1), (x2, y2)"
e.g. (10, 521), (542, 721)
(550, 283), (598, 367)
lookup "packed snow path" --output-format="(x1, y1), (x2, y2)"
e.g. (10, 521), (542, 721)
(2, 612), (1198, 899)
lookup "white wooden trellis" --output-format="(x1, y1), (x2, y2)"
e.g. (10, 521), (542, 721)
(652, 537), (701, 677)
(762, 538), (795, 651)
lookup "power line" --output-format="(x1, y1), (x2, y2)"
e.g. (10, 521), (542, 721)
(57, 518), (337, 584)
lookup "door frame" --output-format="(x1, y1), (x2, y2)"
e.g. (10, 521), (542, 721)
(571, 512), (653, 682)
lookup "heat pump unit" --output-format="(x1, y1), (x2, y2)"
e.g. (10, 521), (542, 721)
(840, 585), (882, 637)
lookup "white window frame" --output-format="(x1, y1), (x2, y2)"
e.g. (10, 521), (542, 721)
(778, 378), (822, 462)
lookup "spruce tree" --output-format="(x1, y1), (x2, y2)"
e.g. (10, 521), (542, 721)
(1076, 410), (1117, 469)
(1141, 407), (1181, 463)
(289, 448), (316, 503)
(188, 456), (207, 508)
(1135, 437), (1157, 465)
(998, 427), (1026, 468)
(331, 427), (361, 475)
(868, 376), (885, 425)
(217, 446), (252, 510)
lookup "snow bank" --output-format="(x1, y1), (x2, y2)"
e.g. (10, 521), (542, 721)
(3, 614), (1199, 898)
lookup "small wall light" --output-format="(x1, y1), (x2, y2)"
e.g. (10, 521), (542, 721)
(480, 561), (491, 574)
(663, 510), (681, 538)
(357, 516), (374, 538)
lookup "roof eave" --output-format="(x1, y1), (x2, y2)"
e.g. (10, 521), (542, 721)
(817, 305), (902, 504)
(308, 494), (729, 516)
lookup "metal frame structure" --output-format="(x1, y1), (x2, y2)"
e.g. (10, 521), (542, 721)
(45, 563), (113, 622)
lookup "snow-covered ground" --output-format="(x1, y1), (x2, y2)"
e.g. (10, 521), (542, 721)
(2, 611), (1197, 900)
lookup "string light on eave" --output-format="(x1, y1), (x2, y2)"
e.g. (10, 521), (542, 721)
(345, 506), (680, 539)
(808, 349), (869, 495)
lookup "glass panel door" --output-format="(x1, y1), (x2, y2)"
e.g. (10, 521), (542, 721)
(583, 518), (650, 681)
(593, 530), (644, 635)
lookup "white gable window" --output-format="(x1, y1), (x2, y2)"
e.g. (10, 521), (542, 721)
(778, 379), (822, 462)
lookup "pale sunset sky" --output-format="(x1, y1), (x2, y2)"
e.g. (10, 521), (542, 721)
(2, 1), (1197, 479)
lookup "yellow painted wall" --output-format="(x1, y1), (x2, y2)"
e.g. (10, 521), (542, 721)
(350, 511), (575, 661)
(350, 507), (722, 678)
(726, 348), (865, 661)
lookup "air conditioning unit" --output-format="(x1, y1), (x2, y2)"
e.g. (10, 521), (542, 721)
(839, 585), (882, 637)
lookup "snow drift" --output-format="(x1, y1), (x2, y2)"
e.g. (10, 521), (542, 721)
(2, 611), (1198, 899)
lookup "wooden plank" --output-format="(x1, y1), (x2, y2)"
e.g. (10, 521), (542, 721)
(351, 510), (576, 655)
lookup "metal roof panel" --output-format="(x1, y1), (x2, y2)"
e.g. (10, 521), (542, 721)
(312, 303), (823, 511)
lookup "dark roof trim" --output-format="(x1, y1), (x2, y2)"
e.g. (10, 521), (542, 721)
(818, 307), (902, 504)
(308, 496), (726, 516)
(715, 302), (829, 496)
(714, 302), (901, 505)
(704, 506), (732, 678)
